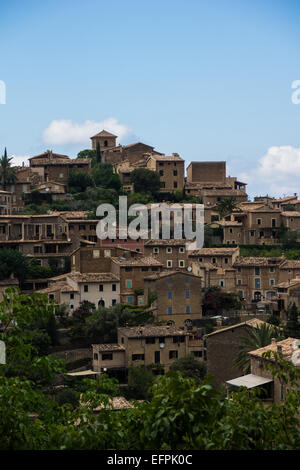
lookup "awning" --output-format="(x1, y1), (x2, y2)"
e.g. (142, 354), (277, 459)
(226, 374), (273, 389)
(67, 369), (100, 376)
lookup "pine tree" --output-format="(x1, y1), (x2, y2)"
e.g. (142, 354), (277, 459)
(96, 142), (102, 164)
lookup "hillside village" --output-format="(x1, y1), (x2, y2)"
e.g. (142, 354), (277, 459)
(1, 129), (300, 405)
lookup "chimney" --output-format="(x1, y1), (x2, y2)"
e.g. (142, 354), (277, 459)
(271, 338), (276, 345)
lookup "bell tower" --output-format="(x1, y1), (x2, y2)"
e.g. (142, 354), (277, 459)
(90, 129), (117, 150)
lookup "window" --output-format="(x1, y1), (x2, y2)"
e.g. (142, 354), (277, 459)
(125, 267), (132, 272)
(102, 353), (113, 361)
(70, 305), (74, 309)
(112, 299), (116, 306)
(179, 260), (185, 267)
(185, 277), (190, 283)
(168, 306), (173, 315)
(173, 336), (185, 343)
(168, 278), (172, 284)
(49, 294), (54, 300)
(237, 267), (242, 273)
(186, 290), (190, 298)
(104, 249), (111, 257)
(257, 218), (262, 225)
(225, 258), (228, 264)
(212, 258), (216, 264)
(99, 284), (103, 292)
(132, 354), (145, 361)
(237, 279), (242, 286)
(159, 170), (164, 176)
(269, 267), (275, 273)
(254, 278), (261, 289)
(146, 337), (156, 344)
(173, 170), (177, 176)
(166, 247), (172, 253)
(173, 181), (178, 188)
(272, 218), (276, 227)
(93, 353), (98, 360)
(153, 247), (159, 254)
(70, 293), (74, 300)
(127, 296), (133, 303)
(167, 260), (172, 268)
(126, 279), (132, 289)
(186, 305), (190, 314)
(192, 351), (203, 358)
(255, 267), (260, 275)
(84, 285), (88, 292)
(168, 290), (172, 299)
(93, 250), (100, 258)
(220, 280), (224, 287)
(59, 173), (64, 178)
(112, 283), (116, 291)
(179, 247), (185, 253)
(169, 350), (178, 360)
(270, 279), (275, 286)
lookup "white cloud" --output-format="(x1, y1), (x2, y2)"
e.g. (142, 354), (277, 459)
(42, 117), (131, 146)
(238, 145), (300, 198)
(10, 154), (30, 167)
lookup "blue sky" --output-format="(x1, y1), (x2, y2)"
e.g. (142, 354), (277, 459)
(1, 0), (300, 198)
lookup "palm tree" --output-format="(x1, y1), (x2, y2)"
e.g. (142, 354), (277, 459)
(0, 148), (17, 190)
(216, 196), (239, 219)
(234, 323), (283, 374)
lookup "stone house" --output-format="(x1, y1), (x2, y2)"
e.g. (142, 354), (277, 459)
(188, 247), (240, 269)
(233, 256), (283, 304)
(92, 325), (203, 373)
(29, 150), (91, 185)
(227, 337), (298, 404)
(146, 153), (185, 193)
(143, 270), (203, 327)
(205, 318), (266, 388)
(0, 190), (12, 215)
(37, 272), (120, 312)
(144, 239), (189, 270)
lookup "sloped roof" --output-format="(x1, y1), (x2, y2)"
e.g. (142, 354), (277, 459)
(249, 337), (296, 361)
(205, 318), (266, 338)
(90, 129), (117, 138)
(118, 325), (188, 338)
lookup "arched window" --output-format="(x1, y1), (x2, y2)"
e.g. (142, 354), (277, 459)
(98, 299), (105, 308)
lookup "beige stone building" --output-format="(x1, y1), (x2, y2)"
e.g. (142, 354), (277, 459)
(29, 150), (91, 185)
(205, 318), (266, 388)
(37, 272), (120, 312)
(146, 153), (184, 193)
(144, 270), (202, 326)
(144, 239), (189, 270)
(92, 325), (204, 373)
(227, 337), (299, 404)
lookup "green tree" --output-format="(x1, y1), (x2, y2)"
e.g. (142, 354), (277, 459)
(170, 354), (207, 382)
(77, 149), (96, 159)
(130, 168), (160, 196)
(0, 148), (17, 190)
(96, 141), (102, 163)
(127, 365), (155, 400)
(0, 248), (29, 283)
(234, 323), (283, 374)
(68, 171), (94, 193)
(284, 302), (300, 339)
(216, 197), (239, 219)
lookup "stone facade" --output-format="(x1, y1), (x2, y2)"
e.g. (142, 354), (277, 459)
(144, 271), (203, 326)
(205, 318), (266, 387)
